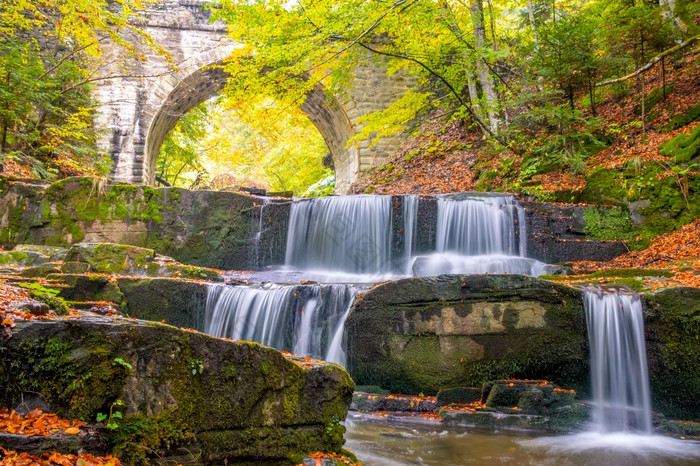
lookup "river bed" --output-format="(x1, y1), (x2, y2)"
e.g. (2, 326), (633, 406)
(343, 413), (700, 466)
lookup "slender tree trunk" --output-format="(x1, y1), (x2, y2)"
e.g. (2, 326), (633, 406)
(641, 70), (646, 138)
(527, 0), (545, 92)
(661, 56), (667, 100)
(528, 0), (540, 48)
(466, 68), (484, 123)
(640, 31), (646, 138)
(589, 78), (596, 116)
(471, 0), (500, 133)
(486, 0), (498, 51)
(1, 123), (7, 153)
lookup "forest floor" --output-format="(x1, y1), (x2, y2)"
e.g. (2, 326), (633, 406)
(351, 50), (700, 197)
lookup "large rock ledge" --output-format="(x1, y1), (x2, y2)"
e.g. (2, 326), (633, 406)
(346, 274), (588, 396)
(346, 274), (700, 421)
(0, 318), (354, 464)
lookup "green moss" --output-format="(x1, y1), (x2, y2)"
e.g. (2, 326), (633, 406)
(634, 83), (673, 116)
(660, 100), (700, 132)
(582, 206), (635, 241)
(0, 251), (30, 265)
(0, 335), (129, 422)
(108, 415), (193, 466)
(660, 124), (700, 163)
(645, 288), (700, 420)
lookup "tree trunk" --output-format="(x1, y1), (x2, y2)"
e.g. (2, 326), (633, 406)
(471, 0), (500, 133)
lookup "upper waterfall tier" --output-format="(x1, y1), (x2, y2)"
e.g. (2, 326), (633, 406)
(282, 193), (538, 280)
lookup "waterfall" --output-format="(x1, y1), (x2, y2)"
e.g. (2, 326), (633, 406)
(205, 283), (356, 364)
(436, 194), (522, 255)
(583, 288), (653, 434)
(402, 195), (419, 273)
(410, 194), (544, 276)
(285, 195), (393, 274)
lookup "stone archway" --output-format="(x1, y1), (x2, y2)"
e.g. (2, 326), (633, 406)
(141, 55), (360, 190)
(94, 0), (413, 193)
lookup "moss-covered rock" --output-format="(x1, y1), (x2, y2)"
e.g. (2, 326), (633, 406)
(0, 317), (354, 464)
(0, 251), (49, 266)
(64, 243), (156, 275)
(0, 177), (272, 270)
(346, 275), (588, 396)
(117, 277), (209, 329)
(435, 387), (482, 406)
(643, 287), (700, 420)
(49, 274), (125, 304)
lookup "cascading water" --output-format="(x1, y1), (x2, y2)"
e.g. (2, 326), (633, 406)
(285, 195), (393, 275)
(410, 194), (546, 277)
(524, 287), (700, 457)
(583, 288), (653, 433)
(207, 193), (548, 368)
(436, 194), (521, 255)
(205, 283), (356, 365)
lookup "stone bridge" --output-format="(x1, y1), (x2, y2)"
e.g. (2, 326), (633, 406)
(95, 0), (414, 193)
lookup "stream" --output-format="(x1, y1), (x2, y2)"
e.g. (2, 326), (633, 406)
(343, 413), (700, 466)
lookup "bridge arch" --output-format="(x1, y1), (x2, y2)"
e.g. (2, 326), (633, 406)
(95, 0), (413, 193)
(140, 48), (360, 190)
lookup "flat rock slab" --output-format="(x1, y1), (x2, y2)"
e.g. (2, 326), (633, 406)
(0, 429), (107, 456)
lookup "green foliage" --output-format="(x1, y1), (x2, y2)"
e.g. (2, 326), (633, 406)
(157, 103), (210, 187)
(509, 99), (607, 178)
(190, 359), (204, 376)
(97, 399), (126, 430)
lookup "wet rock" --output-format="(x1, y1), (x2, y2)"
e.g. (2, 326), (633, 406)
(0, 318), (354, 464)
(643, 287), (700, 420)
(482, 379), (577, 415)
(88, 304), (121, 316)
(351, 393), (436, 413)
(19, 264), (62, 278)
(346, 274), (587, 395)
(17, 302), (51, 316)
(436, 387), (482, 407)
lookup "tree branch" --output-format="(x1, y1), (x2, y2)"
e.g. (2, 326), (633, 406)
(596, 34), (700, 87)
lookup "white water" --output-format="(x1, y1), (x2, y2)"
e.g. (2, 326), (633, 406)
(208, 193), (547, 367)
(436, 194), (522, 256)
(285, 195), (393, 275)
(205, 283), (356, 365)
(584, 288), (653, 433)
(284, 193), (545, 280)
(523, 288), (700, 458)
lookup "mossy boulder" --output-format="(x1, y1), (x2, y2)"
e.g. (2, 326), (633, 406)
(0, 317), (354, 464)
(345, 275), (588, 396)
(117, 277), (209, 329)
(643, 287), (700, 420)
(61, 243), (223, 281)
(0, 251), (49, 266)
(13, 244), (67, 261)
(0, 177), (271, 270)
(64, 243), (156, 275)
(49, 274), (125, 304)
